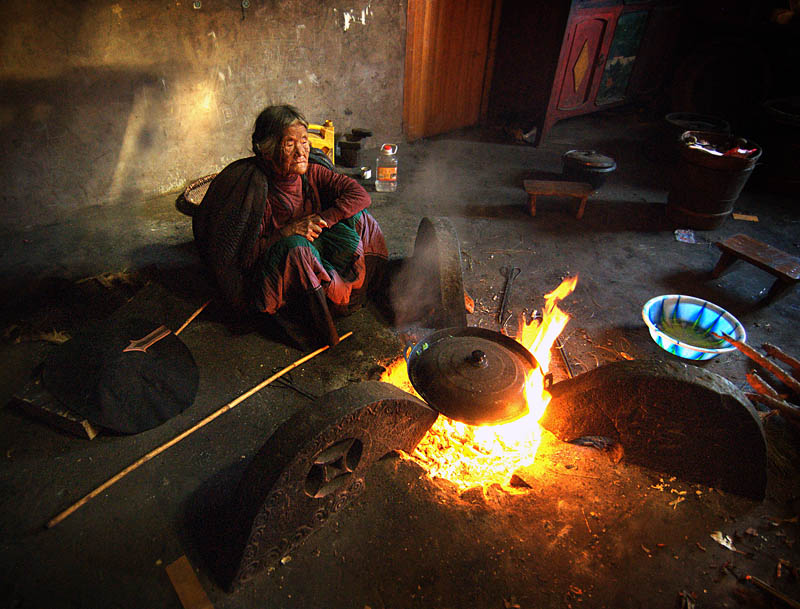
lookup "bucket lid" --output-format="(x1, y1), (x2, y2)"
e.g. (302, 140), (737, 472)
(665, 112), (731, 134)
(562, 149), (616, 169)
(406, 327), (538, 426)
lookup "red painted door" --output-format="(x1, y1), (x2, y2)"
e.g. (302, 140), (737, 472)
(557, 16), (611, 110)
(535, 5), (619, 144)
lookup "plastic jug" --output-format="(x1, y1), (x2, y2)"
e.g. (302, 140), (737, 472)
(375, 144), (398, 192)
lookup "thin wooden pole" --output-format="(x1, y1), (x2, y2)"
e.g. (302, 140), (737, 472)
(746, 574), (800, 609)
(46, 331), (352, 529)
(174, 300), (211, 336)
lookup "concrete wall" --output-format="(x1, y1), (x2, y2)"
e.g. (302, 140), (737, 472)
(0, 0), (406, 229)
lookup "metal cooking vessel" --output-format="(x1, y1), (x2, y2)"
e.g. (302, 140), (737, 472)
(562, 149), (616, 189)
(406, 327), (539, 426)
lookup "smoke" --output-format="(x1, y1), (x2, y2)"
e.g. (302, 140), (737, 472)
(387, 215), (465, 330)
(382, 136), (525, 327)
(388, 250), (439, 328)
(400, 140), (471, 216)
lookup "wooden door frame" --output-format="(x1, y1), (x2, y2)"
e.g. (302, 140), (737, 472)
(403, 0), (503, 141)
(479, 0), (503, 123)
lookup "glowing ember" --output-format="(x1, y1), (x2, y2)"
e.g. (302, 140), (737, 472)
(380, 276), (578, 490)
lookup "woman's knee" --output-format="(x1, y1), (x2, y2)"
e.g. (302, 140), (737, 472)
(278, 235), (315, 249)
(270, 236), (321, 267)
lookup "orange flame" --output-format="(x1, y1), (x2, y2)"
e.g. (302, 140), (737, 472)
(381, 276), (579, 490)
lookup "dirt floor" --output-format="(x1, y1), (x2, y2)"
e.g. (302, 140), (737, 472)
(1, 107), (800, 609)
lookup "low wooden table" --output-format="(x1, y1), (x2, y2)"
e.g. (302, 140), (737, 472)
(712, 233), (800, 303)
(523, 179), (595, 219)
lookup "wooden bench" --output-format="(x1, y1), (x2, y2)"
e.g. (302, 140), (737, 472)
(10, 372), (100, 439)
(523, 179), (595, 219)
(712, 233), (800, 303)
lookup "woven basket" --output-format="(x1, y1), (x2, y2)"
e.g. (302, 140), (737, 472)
(176, 173), (218, 217)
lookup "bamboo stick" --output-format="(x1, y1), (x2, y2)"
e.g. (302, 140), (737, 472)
(174, 301), (210, 336)
(746, 574), (800, 609)
(712, 333), (800, 397)
(46, 332), (352, 528)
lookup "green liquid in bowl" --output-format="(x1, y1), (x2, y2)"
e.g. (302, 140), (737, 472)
(659, 318), (727, 349)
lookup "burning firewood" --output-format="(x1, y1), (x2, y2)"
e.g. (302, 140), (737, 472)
(713, 333), (800, 398)
(746, 371), (783, 400)
(716, 336), (800, 428)
(746, 392), (800, 422)
(762, 343), (800, 381)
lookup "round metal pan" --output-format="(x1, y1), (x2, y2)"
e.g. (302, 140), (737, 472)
(406, 327), (539, 426)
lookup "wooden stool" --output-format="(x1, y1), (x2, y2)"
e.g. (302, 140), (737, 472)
(712, 234), (800, 303)
(523, 179), (594, 219)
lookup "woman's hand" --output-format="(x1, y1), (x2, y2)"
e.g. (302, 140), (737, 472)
(280, 214), (328, 241)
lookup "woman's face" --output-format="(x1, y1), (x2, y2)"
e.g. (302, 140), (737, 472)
(273, 122), (310, 176)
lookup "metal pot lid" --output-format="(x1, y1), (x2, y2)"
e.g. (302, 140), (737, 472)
(562, 149), (617, 170)
(406, 327), (538, 426)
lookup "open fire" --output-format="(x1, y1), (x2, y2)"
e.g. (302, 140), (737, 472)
(381, 276), (578, 489)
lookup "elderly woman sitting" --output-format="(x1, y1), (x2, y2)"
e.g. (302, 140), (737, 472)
(193, 105), (388, 348)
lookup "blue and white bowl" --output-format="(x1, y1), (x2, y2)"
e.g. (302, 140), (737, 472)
(642, 295), (746, 361)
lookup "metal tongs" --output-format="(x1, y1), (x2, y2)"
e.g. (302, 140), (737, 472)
(498, 266), (521, 332)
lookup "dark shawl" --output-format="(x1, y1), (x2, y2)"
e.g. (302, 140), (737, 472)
(192, 149), (333, 310)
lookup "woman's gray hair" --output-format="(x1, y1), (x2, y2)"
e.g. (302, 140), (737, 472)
(251, 105), (309, 160)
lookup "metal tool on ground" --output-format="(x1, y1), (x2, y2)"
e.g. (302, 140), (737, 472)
(532, 310), (574, 379)
(555, 335), (575, 379)
(45, 331), (353, 528)
(498, 266), (520, 331)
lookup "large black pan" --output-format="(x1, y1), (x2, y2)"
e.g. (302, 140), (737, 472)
(406, 327), (539, 426)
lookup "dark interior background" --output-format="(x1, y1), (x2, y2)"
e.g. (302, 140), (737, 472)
(2, 0), (798, 232)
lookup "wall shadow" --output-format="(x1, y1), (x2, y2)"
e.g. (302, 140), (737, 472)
(0, 66), (176, 228)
